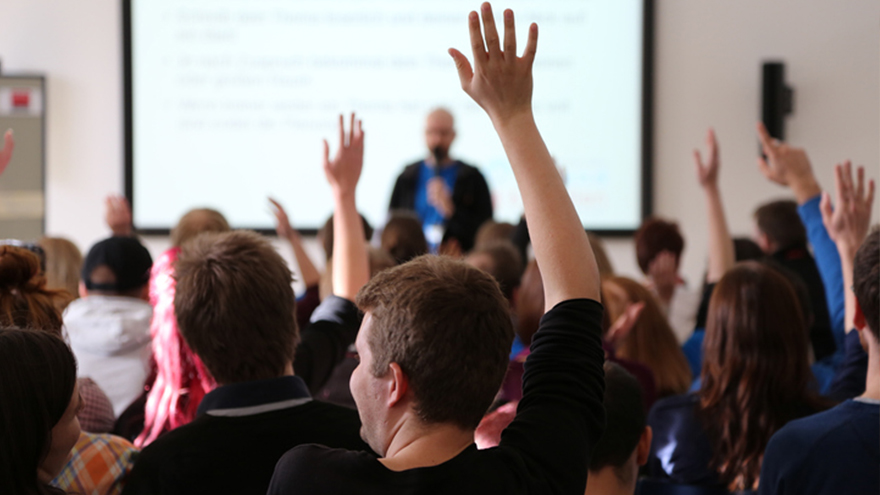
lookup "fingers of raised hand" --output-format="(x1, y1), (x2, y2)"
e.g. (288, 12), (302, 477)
(480, 3), (502, 56)
(449, 48), (475, 89)
(468, 10), (486, 63)
(502, 9), (516, 59)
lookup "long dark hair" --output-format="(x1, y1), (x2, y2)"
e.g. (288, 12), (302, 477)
(698, 262), (825, 491)
(0, 328), (77, 495)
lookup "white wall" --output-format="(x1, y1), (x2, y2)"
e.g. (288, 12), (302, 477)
(0, 0), (877, 285)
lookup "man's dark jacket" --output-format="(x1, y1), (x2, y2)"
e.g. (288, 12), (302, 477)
(388, 160), (493, 252)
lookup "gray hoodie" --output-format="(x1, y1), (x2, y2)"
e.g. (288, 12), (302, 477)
(64, 295), (153, 417)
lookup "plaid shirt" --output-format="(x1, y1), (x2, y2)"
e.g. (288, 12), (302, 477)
(78, 377), (116, 433)
(52, 432), (138, 495)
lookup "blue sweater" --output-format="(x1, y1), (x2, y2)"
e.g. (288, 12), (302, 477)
(797, 196), (845, 351)
(758, 399), (879, 495)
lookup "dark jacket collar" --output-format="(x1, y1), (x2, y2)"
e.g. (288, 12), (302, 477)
(197, 375), (311, 416)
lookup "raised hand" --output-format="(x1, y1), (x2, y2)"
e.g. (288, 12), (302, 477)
(756, 122), (821, 203)
(0, 129), (14, 176)
(448, 3), (537, 124)
(105, 195), (133, 236)
(820, 161), (875, 256)
(323, 113), (364, 198)
(606, 301), (645, 347)
(693, 128), (719, 189)
(268, 197), (296, 239)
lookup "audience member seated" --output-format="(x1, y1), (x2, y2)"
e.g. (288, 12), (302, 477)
(122, 114), (372, 495)
(318, 210), (375, 261)
(134, 207), (229, 447)
(647, 129), (828, 492)
(759, 165), (878, 495)
(0, 328), (81, 495)
(753, 199), (836, 361)
(586, 363), (652, 495)
(52, 431), (139, 495)
(0, 244), (117, 433)
(38, 236), (83, 312)
(602, 276), (692, 398)
(381, 210), (429, 265)
(474, 219), (517, 249)
(268, 8), (606, 493)
(754, 124), (853, 386)
(635, 217), (701, 343)
(65, 236), (154, 417)
(465, 239), (523, 305)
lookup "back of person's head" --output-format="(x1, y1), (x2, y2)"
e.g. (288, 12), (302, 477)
(601, 276), (691, 397)
(465, 240), (523, 301)
(854, 226), (879, 338)
(0, 245), (64, 334)
(170, 208), (230, 247)
(81, 236), (153, 297)
(381, 211), (428, 265)
(356, 255), (513, 430)
(587, 363), (650, 491)
(174, 230), (297, 384)
(699, 261), (820, 491)
(733, 237), (765, 263)
(515, 259), (544, 347)
(0, 328), (77, 495)
(634, 218), (684, 274)
(474, 220), (516, 248)
(38, 237), (82, 310)
(318, 212), (375, 261)
(587, 232), (615, 279)
(753, 200), (806, 252)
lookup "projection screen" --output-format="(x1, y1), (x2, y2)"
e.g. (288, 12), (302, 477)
(125, 0), (652, 233)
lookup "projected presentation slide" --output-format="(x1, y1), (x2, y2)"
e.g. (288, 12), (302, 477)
(128, 0), (647, 231)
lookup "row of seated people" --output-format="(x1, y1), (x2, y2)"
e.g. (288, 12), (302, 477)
(1, 4), (877, 495)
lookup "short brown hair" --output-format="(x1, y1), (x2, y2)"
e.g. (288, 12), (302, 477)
(170, 208), (231, 247)
(854, 227), (879, 338)
(356, 255), (513, 429)
(474, 221), (516, 248)
(174, 230), (297, 384)
(753, 200), (807, 251)
(381, 211), (428, 265)
(318, 213), (374, 261)
(466, 240), (523, 301)
(634, 218), (684, 274)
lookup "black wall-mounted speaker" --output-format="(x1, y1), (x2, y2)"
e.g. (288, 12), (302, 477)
(762, 62), (794, 141)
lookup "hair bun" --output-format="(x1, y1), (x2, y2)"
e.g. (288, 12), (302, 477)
(0, 245), (45, 292)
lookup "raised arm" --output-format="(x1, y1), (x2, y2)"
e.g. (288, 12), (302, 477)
(0, 129), (13, 176)
(756, 123), (845, 339)
(323, 114), (369, 301)
(269, 198), (321, 289)
(449, 4), (598, 308)
(106, 195), (134, 237)
(820, 162), (875, 332)
(694, 128), (734, 283)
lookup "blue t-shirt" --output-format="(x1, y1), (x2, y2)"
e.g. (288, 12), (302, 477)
(758, 399), (879, 495)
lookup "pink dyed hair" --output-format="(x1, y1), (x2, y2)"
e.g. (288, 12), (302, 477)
(135, 248), (215, 447)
